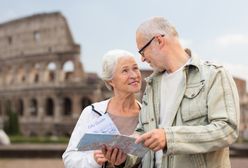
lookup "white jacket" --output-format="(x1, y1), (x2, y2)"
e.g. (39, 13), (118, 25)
(63, 99), (110, 168)
(0, 129), (10, 145)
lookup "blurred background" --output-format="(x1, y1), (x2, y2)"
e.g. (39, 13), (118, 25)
(0, 0), (248, 167)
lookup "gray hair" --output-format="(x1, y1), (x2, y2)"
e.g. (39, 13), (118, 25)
(136, 16), (178, 40)
(101, 49), (135, 90)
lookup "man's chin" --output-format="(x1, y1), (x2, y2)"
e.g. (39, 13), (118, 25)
(151, 66), (163, 72)
(148, 64), (163, 72)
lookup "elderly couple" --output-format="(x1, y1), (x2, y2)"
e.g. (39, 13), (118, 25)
(62, 16), (240, 168)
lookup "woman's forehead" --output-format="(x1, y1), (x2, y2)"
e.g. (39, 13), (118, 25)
(116, 56), (136, 67)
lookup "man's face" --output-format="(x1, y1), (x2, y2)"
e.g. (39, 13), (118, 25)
(136, 33), (164, 71)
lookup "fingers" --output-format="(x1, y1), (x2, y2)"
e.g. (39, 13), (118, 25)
(110, 148), (119, 162)
(143, 136), (158, 149)
(101, 146), (127, 166)
(116, 149), (127, 165)
(93, 150), (107, 165)
(103, 146), (114, 161)
(113, 148), (127, 165)
(101, 145), (107, 155)
(101, 145), (115, 162)
(135, 129), (166, 151)
(135, 132), (152, 144)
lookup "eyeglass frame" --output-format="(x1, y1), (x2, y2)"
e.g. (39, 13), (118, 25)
(138, 34), (165, 56)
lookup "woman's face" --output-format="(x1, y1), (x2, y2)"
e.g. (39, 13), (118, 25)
(109, 56), (141, 95)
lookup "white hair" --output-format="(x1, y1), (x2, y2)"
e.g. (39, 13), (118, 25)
(136, 16), (178, 40)
(101, 49), (135, 90)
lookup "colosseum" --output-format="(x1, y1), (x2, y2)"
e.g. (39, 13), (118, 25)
(0, 11), (248, 140)
(0, 12), (111, 136)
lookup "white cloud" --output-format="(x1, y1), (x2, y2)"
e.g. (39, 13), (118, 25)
(223, 63), (248, 78)
(215, 34), (248, 47)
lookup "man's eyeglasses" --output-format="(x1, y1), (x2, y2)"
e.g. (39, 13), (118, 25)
(138, 34), (164, 56)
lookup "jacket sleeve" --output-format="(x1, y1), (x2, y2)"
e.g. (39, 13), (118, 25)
(62, 106), (101, 168)
(121, 155), (142, 168)
(164, 67), (240, 155)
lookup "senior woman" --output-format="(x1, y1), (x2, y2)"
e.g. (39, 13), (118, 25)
(62, 49), (142, 168)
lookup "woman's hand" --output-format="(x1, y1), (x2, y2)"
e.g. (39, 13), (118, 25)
(102, 145), (127, 166)
(93, 150), (108, 165)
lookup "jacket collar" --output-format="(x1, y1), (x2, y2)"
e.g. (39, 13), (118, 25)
(145, 53), (202, 84)
(92, 99), (110, 115)
(92, 99), (142, 115)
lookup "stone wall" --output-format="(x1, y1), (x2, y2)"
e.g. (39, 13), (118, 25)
(0, 12), (109, 136)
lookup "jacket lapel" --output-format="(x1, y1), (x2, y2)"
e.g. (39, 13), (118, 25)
(166, 57), (203, 126)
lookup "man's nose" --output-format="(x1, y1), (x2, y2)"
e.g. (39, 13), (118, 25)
(141, 55), (146, 62)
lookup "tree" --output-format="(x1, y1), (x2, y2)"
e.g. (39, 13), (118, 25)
(4, 103), (20, 135)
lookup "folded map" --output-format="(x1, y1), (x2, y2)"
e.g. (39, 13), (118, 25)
(77, 133), (148, 158)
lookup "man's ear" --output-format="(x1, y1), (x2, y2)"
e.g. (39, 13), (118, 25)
(157, 35), (166, 49)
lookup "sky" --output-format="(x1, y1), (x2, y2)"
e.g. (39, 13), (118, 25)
(1, 0), (248, 81)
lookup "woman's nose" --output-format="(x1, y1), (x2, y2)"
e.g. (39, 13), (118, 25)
(130, 70), (138, 78)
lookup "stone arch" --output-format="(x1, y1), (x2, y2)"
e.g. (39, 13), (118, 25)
(33, 31), (41, 42)
(48, 62), (56, 70)
(30, 98), (38, 116)
(46, 62), (56, 82)
(16, 66), (26, 83)
(5, 99), (12, 114)
(63, 97), (72, 116)
(81, 97), (92, 110)
(6, 66), (14, 85)
(63, 60), (75, 81)
(45, 97), (54, 116)
(34, 73), (39, 83)
(7, 36), (12, 45)
(35, 63), (41, 83)
(17, 99), (24, 116)
(30, 64), (40, 83)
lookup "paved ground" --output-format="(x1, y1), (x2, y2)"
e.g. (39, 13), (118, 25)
(0, 157), (247, 168)
(0, 159), (64, 168)
(231, 157), (248, 168)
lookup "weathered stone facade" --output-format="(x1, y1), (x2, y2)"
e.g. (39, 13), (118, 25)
(0, 12), (110, 136)
(235, 78), (248, 140)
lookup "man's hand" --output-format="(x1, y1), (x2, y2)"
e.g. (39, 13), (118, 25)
(93, 150), (108, 165)
(135, 128), (166, 151)
(101, 145), (127, 166)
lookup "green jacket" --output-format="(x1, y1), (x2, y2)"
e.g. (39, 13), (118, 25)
(124, 55), (240, 168)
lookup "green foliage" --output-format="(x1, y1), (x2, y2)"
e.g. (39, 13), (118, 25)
(7, 112), (20, 135)
(9, 135), (69, 144)
(5, 104), (20, 135)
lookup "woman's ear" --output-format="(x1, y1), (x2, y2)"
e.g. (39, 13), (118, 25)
(107, 80), (114, 88)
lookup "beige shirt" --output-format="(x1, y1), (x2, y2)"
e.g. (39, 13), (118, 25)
(109, 113), (139, 136)
(105, 113), (139, 168)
